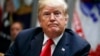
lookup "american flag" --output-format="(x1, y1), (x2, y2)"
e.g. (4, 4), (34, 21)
(72, 0), (100, 56)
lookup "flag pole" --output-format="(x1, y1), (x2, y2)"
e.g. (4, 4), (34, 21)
(31, 0), (39, 28)
(67, 0), (76, 29)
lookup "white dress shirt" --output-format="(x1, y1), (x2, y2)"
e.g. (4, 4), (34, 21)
(42, 33), (64, 55)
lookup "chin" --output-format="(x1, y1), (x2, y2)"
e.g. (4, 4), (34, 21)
(48, 27), (60, 32)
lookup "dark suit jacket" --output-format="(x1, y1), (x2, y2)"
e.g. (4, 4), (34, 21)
(0, 36), (11, 53)
(5, 27), (90, 56)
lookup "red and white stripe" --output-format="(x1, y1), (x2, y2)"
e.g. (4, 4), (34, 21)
(72, 0), (100, 56)
(72, 10), (85, 38)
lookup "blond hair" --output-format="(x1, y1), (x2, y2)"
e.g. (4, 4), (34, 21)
(38, 0), (68, 15)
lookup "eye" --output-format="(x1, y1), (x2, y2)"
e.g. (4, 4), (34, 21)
(43, 12), (50, 16)
(54, 11), (61, 15)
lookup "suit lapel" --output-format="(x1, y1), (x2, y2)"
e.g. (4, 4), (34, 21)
(30, 32), (44, 56)
(53, 32), (71, 56)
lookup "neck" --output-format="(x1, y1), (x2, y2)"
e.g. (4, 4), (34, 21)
(44, 31), (63, 39)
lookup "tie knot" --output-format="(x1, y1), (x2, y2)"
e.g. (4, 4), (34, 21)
(47, 39), (54, 45)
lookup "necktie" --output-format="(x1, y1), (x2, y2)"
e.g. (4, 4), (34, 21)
(40, 39), (54, 56)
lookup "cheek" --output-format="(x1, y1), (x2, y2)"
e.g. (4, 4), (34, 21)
(59, 19), (67, 27)
(39, 19), (48, 27)
(11, 31), (14, 35)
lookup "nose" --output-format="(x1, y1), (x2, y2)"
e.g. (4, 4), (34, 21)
(49, 13), (56, 21)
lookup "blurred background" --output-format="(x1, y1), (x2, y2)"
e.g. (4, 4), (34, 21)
(0, 0), (100, 56)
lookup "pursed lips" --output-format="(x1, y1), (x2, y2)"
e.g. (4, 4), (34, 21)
(48, 23), (58, 27)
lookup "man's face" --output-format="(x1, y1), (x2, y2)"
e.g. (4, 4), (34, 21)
(10, 23), (22, 41)
(39, 5), (68, 35)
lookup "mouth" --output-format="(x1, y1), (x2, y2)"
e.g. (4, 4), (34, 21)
(48, 24), (58, 27)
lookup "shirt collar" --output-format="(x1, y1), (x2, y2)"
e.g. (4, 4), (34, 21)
(43, 33), (64, 46)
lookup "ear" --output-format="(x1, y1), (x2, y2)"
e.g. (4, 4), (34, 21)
(65, 14), (69, 24)
(38, 14), (41, 22)
(38, 16), (42, 27)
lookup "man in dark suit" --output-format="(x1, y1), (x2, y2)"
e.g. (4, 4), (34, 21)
(5, 0), (90, 56)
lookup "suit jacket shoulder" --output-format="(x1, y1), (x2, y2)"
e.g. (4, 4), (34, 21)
(64, 29), (90, 56)
(5, 27), (43, 56)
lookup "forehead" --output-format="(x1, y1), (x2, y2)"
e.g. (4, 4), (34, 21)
(11, 23), (21, 27)
(41, 5), (64, 12)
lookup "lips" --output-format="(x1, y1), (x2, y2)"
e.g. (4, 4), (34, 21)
(48, 24), (58, 27)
